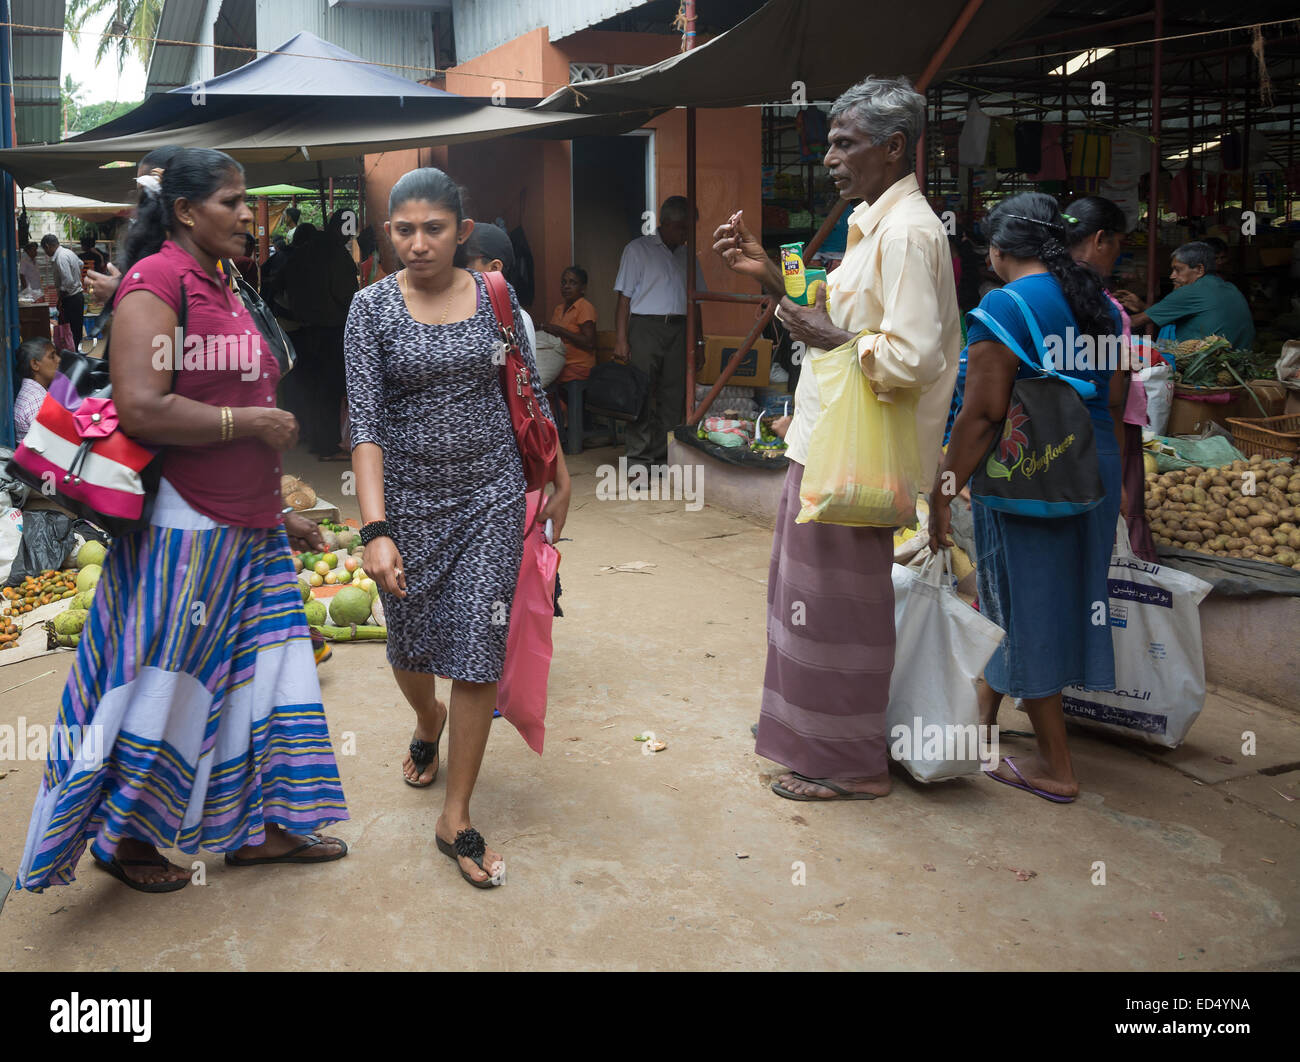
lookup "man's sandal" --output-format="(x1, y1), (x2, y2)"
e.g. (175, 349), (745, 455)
(771, 772), (880, 801)
(435, 827), (502, 889)
(224, 834), (349, 866)
(93, 852), (190, 893)
(405, 715), (447, 788)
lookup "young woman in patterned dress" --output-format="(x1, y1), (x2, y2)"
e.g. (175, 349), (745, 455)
(346, 168), (570, 888)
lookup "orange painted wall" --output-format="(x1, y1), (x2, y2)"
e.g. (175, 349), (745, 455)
(367, 27), (764, 336)
(362, 144), (448, 274)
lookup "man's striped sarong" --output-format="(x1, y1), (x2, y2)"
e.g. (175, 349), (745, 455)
(754, 461), (897, 779)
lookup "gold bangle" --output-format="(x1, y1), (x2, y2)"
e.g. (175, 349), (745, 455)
(220, 406), (233, 442)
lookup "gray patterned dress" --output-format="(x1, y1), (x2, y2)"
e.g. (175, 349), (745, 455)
(344, 270), (553, 682)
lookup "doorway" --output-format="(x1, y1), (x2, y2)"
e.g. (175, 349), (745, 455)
(571, 132), (654, 331)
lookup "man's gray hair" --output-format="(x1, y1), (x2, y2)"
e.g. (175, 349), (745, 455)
(1173, 241), (1216, 276)
(829, 76), (927, 159)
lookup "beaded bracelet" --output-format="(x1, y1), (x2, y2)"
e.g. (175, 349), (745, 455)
(360, 520), (392, 546)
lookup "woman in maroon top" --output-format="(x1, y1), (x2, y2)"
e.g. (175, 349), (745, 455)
(16, 149), (350, 895)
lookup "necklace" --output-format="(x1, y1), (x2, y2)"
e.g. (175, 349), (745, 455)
(401, 268), (457, 324)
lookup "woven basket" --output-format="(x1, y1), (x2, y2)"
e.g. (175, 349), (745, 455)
(1173, 382), (1244, 399)
(1226, 414), (1300, 460)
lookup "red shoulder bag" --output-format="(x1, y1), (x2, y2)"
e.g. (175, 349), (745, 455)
(482, 270), (559, 491)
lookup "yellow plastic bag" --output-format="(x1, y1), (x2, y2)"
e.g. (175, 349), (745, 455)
(796, 338), (922, 528)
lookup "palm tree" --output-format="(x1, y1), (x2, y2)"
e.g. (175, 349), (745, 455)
(61, 74), (86, 134)
(65, 0), (164, 74)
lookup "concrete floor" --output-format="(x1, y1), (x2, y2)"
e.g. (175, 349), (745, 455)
(1, 445), (1297, 971)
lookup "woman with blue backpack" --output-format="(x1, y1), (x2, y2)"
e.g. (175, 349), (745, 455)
(928, 192), (1129, 804)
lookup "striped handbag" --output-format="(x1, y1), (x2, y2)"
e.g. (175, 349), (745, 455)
(6, 350), (161, 533)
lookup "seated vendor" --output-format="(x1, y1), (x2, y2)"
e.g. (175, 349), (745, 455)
(1116, 241), (1255, 349)
(13, 337), (58, 440)
(542, 266), (598, 383)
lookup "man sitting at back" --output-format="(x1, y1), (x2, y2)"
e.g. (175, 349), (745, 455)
(1117, 241), (1255, 349)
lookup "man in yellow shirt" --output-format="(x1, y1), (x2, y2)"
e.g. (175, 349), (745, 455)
(715, 75), (961, 801)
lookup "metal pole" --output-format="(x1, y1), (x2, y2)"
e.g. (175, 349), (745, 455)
(0, 0), (19, 447)
(1240, 47), (1252, 280)
(685, 105), (698, 423)
(316, 161), (328, 223)
(1010, 12), (1154, 50)
(681, 0), (697, 51)
(1145, 0), (1163, 309)
(257, 196), (270, 261)
(915, 0), (986, 91)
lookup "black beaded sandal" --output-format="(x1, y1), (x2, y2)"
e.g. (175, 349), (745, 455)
(435, 827), (503, 889)
(404, 715), (446, 788)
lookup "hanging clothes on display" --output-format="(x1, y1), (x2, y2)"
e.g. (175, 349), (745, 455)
(1220, 131), (1243, 170)
(1029, 123), (1068, 181)
(797, 107), (829, 162)
(1204, 172), (1229, 215)
(1099, 131), (1148, 231)
(1014, 121), (1043, 173)
(958, 100), (991, 168)
(1169, 167), (1209, 218)
(1070, 130), (1112, 179)
(939, 119), (962, 167)
(989, 118), (1017, 169)
(1282, 162), (1300, 196)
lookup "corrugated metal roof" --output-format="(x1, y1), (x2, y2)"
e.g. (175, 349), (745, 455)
(12, 0), (64, 145)
(452, 0), (648, 63)
(257, 0), (440, 81)
(146, 0), (214, 92)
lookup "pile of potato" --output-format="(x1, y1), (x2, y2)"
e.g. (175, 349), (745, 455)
(1145, 454), (1300, 568)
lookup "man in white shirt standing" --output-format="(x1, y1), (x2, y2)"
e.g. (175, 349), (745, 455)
(714, 76), (961, 802)
(18, 242), (42, 297)
(40, 235), (85, 346)
(613, 195), (705, 468)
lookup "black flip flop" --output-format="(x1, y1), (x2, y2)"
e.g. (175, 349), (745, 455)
(224, 833), (349, 867)
(93, 853), (189, 893)
(771, 772), (880, 801)
(404, 714), (447, 788)
(435, 827), (502, 889)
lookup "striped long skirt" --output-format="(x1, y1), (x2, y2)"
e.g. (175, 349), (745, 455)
(17, 482), (348, 891)
(754, 461), (897, 779)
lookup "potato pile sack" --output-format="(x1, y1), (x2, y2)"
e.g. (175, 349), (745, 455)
(1145, 454), (1300, 568)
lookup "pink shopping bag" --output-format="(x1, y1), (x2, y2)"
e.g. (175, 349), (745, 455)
(496, 490), (560, 754)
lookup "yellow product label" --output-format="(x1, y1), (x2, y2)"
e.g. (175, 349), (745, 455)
(805, 275), (827, 306)
(781, 243), (806, 297)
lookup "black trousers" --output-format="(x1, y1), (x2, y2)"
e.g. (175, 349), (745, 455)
(59, 292), (85, 347)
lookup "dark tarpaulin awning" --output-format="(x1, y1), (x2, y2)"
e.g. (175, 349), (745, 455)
(538, 0), (1059, 111)
(0, 31), (656, 199)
